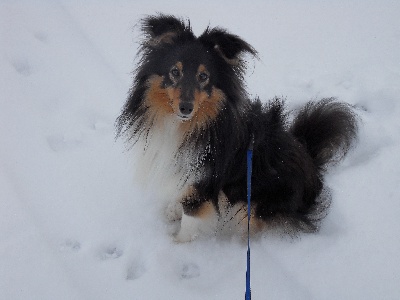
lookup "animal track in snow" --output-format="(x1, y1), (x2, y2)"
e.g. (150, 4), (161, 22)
(34, 31), (48, 43)
(180, 262), (200, 279)
(98, 246), (123, 260)
(46, 134), (83, 152)
(126, 260), (146, 280)
(11, 59), (32, 76)
(59, 239), (81, 252)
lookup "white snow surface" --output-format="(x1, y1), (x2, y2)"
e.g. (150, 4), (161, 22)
(1, 1), (400, 299)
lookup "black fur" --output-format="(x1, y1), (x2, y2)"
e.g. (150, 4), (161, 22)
(116, 14), (358, 234)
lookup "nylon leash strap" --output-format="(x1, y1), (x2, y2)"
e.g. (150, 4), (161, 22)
(245, 141), (253, 300)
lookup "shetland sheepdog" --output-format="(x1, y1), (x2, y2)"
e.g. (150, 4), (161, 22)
(116, 15), (358, 242)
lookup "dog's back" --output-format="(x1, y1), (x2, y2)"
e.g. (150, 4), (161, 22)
(240, 98), (358, 233)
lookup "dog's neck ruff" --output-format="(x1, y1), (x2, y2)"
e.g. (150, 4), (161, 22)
(131, 116), (208, 200)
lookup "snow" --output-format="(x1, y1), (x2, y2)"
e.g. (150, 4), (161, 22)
(1, 0), (400, 299)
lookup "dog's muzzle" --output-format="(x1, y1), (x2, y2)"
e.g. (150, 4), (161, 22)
(178, 102), (194, 119)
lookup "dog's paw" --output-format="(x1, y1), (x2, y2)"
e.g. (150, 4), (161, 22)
(173, 230), (198, 243)
(173, 208), (219, 242)
(173, 213), (202, 243)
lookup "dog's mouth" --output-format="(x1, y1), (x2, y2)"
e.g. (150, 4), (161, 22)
(177, 114), (193, 121)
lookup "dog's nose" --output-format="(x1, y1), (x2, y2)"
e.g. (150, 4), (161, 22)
(179, 102), (194, 115)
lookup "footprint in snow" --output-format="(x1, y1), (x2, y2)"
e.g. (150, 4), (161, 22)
(180, 263), (200, 279)
(47, 134), (83, 152)
(86, 113), (111, 134)
(59, 239), (81, 253)
(34, 31), (48, 43)
(99, 246), (123, 260)
(126, 260), (146, 280)
(11, 59), (32, 76)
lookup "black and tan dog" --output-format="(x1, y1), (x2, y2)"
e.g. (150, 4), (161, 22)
(116, 15), (358, 242)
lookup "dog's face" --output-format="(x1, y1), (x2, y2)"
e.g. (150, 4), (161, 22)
(144, 43), (226, 125)
(136, 15), (257, 129)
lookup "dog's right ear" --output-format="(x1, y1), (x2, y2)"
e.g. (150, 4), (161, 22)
(199, 27), (257, 66)
(142, 14), (192, 47)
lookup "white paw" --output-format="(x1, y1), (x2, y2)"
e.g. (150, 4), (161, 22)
(173, 213), (202, 243)
(174, 231), (197, 243)
(173, 209), (218, 243)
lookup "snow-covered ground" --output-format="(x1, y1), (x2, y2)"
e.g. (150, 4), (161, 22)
(1, 1), (400, 299)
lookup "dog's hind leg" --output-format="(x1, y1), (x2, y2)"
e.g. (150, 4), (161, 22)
(217, 191), (266, 240)
(174, 201), (218, 243)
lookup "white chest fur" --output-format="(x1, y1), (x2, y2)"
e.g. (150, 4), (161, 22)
(131, 118), (206, 210)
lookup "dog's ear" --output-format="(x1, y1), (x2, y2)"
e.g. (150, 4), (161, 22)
(142, 14), (193, 47)
(199, 28), (257, 65)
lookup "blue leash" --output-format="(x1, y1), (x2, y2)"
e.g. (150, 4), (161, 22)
(245, 140), (254, 300)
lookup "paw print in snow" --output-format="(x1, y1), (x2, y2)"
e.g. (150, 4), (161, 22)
(11, 59), (32, 76)
(99, 246), (123, 260)
(46, 134), (83, 152)
(59, 239), (81, 253)
(126, 260), (146, 280)
(34, 31), (48, 43)
(180, 262), (200, 279)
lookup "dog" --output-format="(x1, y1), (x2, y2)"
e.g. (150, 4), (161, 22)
(116, 14), (358, 242)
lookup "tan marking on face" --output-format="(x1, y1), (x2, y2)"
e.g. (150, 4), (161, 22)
(166, 61), (184, 115)
(197, 64), (210, 86)
(166, 86), (182, 116)
(194, 87), (225, 122)
(169, 62), (183, 84)
(197, 64), (207, 73)
(144, 75), (174, 122)
(176, 62), (183, 72)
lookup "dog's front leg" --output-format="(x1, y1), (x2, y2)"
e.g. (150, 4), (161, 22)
(174, 187), (218, 243)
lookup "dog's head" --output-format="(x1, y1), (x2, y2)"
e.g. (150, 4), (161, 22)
(128, 15), (257, 129)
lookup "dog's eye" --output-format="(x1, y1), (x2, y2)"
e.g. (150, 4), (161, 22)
(170, 67), (181, 78)
(198, 72), (209, 83)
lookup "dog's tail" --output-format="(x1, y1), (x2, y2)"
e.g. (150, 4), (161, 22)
(290, 98), (358, 170)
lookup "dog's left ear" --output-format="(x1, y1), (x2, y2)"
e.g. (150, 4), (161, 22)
(199, 28), (257, 65)
(142, 14), (193, 47)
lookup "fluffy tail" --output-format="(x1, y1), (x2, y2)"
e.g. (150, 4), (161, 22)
(290, 98), (358, 170)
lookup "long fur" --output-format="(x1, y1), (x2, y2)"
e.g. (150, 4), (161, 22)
(116, 14), (358, 240)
